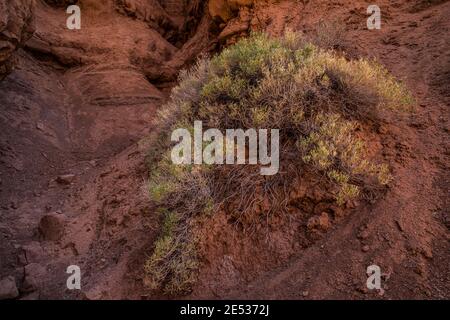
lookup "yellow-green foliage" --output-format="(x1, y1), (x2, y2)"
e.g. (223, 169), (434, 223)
(144, 31), (413, 295)
(144, 209), (199, 295)
(148, 153), (187, 203)
(298, 112), (395, 204)
(299, 113), (363, 204)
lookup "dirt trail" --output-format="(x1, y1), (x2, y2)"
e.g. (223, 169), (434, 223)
(0, 0), (448, 299)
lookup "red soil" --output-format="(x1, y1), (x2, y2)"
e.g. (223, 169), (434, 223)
(0, 0), (448, 299)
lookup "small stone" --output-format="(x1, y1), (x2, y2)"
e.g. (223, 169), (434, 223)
(330, 205), (344, 218)
(377, 125), (388, 134)
(302, 291), (309, 297)
(38, 213), (66, 241)
(83, 289), (103, 300)
(307, 212), (331, 231)
(357, 286), (368, 294)
(357, 230), (369, 240)
(362, 245), (370, 252)
(413, 265), (424, 276)
(395, 219), (405, 232)
(56, 174), (75, 185)
(36, 122), (44, 131)
(0, 276), (19, 300)
(421, 247), (433, 259)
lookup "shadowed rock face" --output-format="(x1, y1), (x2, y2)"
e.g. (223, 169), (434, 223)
(116, 0), (178, 36)
(0, 0), (216, 299)
(44, 0), (78, 6)
(0, 0), (35, 80)
(0, 0), (213, 172)
(208, 0), (253, 22)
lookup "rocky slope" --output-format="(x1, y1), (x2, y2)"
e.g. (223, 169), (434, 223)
(0, 0), (448, 299)
(0, 0), (35, 80)
(0, 0), (213, 299)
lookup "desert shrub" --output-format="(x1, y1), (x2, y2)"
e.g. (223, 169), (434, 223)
(144, 31), (414, 295)
(144, 208), (199, 295)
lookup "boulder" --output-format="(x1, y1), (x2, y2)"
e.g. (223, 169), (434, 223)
(22, 263), (46, 293)
(0, 276), (19, 300)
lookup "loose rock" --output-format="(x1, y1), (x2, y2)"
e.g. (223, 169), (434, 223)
(38, 213), (66, 241)
(0, 276), (19, 300)
(56, 174), (75, 185)
(307, 212), (331, 232)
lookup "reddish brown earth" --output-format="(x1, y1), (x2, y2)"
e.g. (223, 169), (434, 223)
(0, 0), (448, 300)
